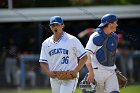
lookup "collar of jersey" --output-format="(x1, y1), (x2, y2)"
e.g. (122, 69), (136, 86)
(52, 32), (65, 44)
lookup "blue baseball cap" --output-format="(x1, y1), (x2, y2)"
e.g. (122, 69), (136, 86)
(49, 16), (64, 25)
(98, 14), (117, 27)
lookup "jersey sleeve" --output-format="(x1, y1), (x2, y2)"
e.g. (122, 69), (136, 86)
(74, 38), (87, 59)
(85, 33), (98, 54)
(39, 43), (48, 63)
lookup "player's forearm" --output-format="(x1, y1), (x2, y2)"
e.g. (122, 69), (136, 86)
(40, 62), (50, 75)
(85, 53), (94, 74)
(40, 62), (57, 78)
(86, 62), (93, 74)
(74, 55), (87, 73)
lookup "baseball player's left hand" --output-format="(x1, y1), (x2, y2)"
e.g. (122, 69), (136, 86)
(116, 70), (128, 88)
(55, 70), (77, 80)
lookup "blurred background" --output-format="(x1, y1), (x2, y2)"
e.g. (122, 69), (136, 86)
(0, 0), (140, 92)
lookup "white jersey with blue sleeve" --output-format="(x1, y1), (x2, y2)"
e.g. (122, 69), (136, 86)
(39, 32), (87, 71)
(85, 31), (116, 70)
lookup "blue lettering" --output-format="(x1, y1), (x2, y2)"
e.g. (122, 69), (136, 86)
(49, 48), (69, 56)
(61, 56), (69, 64)
(54, 49), (56, 54)
(59, 48), (63, 53)
(49, 51), (51, 56)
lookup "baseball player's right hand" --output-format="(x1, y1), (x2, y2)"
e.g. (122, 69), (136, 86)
(87, 72), (94, 83)
(47, 71), (57, 78)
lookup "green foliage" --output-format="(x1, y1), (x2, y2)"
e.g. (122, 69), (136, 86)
(35, 0), (71, 7)
(3, 0), (140, 8)
(1, 0), (140, 8)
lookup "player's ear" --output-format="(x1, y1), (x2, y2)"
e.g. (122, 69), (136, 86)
(62, 24), (65, 28)
(110, 22), (115, 26)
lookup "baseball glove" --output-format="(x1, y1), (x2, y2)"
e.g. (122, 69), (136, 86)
(116, 70), (128, 89)
(55, 71), (77, 80)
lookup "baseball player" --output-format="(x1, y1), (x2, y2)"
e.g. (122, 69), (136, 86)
(85, 14), (120, 93)
(39, 16), (87, 93)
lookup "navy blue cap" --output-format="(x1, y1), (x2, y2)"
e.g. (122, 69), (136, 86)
(98, 14), (117, 27)
(49, 16), (64, 25)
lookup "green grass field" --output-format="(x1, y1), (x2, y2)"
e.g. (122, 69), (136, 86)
(0, 85), (140, 93)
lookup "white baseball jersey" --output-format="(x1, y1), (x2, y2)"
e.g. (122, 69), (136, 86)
(86, 30), (119, 93)
(39, 32), (86, 71)
(85, 31), (116, 70)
